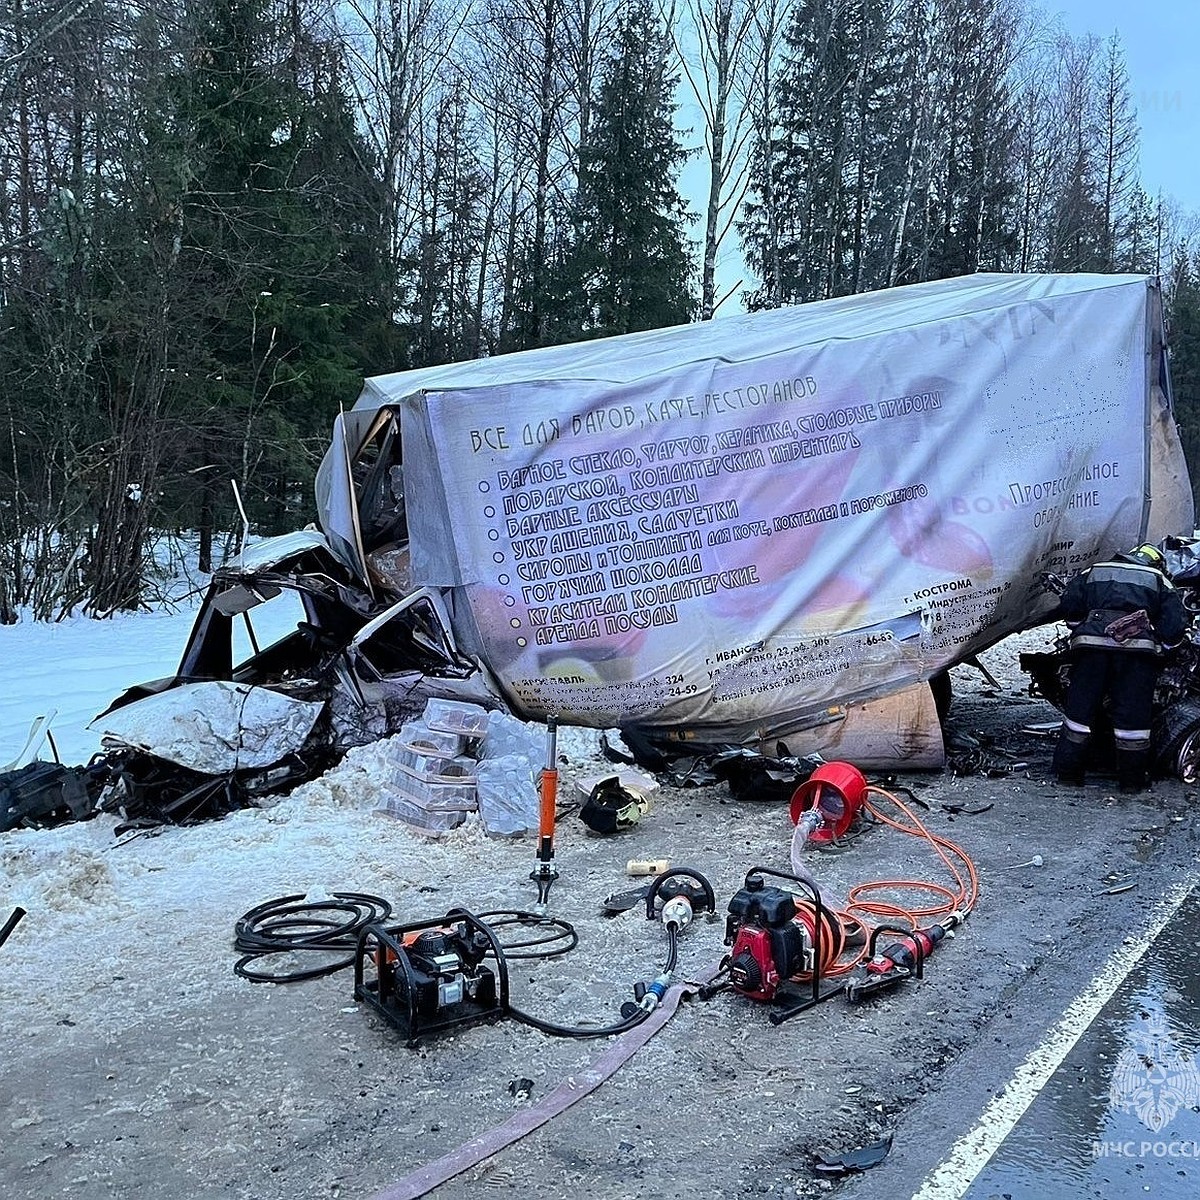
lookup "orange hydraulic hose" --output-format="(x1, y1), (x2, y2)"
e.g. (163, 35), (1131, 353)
(789, 782), (980, 982)
(848, 784), (979, 924)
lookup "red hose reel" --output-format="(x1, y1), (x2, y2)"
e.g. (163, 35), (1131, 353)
(788, 761), (867, 843)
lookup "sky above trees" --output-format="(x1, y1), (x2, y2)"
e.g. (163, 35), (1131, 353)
(688, 0), (1200, 308)
(1051, 0), (1199, 212)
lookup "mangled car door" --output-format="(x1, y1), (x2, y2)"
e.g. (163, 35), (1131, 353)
(347, 588), (500, 708)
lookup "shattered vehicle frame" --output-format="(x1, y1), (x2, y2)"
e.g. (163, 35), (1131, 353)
(92, 532), (502, 826)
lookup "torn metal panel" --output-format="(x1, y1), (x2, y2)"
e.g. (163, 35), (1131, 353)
(229, 530), (331, 572)
(92, 682), (326, 774)
(314, 407), (405, 591)
(350, 588), (472, 676)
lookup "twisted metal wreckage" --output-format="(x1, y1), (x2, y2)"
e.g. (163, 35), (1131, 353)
(4, 273), (1198, 832)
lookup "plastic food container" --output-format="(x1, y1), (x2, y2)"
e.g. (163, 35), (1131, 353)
(396, 722), (465, 756)
(375, 793), (469, 832)
(390, 761), (478, 811)
(422, 698), (490, 737)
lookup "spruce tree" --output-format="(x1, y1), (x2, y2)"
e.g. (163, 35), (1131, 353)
(555, 0), (696, 339)
(1167, 247), (1200, 515)
(169, 0), (391, 539)
(739, 0), (895, 305)
(920, 0), (1020, 279)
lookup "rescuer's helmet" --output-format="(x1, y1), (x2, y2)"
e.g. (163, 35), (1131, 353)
(1121, 543), (1167, 572)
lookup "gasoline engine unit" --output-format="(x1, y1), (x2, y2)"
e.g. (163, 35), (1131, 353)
(354, 908), (508, 1045)
(723, 867), (846, 1022)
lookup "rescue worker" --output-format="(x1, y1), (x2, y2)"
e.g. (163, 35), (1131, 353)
(1052, 543), (1189, 793)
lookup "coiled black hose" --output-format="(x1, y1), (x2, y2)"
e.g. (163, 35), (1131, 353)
(233, 896), (673, 1038)
(476, 909), (578, 958)
(234, 892), (393, 983)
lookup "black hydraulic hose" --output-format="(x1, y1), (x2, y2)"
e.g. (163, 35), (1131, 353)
(234, 892), (393, 984)
(504, 936), (679, 1040)
(506, 1001), (651, 1039)
(663, 922), (680, 975)
(473, 910), (578, 959)
(1, 907), (26, 951)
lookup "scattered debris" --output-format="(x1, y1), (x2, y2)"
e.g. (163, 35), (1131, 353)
(1, 758), (106, 832)
(579, 777), (651, 835)
(1021, 721), (1063, 736)
(709, 747), (824, 804)
(599, 731), (638, 765)
(1, 906), (26, 951)
(100, 749), (323, 832)
(813, 1136), (892, 1175)
(961, 654), (1003, 690)
(1002, 854), (1045, 870)
(946, 747), (1023, 778)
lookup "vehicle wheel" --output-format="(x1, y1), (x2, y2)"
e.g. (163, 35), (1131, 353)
(1153, 699), (1200, 783)
(1019, 650), (1070, 712)
(930, 671), (952, 723)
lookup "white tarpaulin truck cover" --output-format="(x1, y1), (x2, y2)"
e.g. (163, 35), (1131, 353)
(317, 273), (1194, 749)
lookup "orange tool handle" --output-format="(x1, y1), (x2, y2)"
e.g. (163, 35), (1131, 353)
(537, 716), (559, 858)
(539, 763), (558, 842)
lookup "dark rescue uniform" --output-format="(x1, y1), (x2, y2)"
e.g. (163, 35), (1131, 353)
(1052, 557), (1189, 790)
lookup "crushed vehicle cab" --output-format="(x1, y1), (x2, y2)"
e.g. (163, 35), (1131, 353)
(93, 532), (501, 825)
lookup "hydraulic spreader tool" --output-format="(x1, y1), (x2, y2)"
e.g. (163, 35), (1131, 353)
(843, 915), (965, 1002)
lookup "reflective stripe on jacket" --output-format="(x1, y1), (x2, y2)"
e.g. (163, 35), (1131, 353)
(1060, 559), (1189, 654)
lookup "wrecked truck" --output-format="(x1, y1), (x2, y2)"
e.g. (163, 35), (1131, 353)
(91, 272), (1193, 820)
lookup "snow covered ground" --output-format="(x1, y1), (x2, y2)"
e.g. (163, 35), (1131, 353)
(0, 601), (203, 770)
(0, 595), (616, 1020)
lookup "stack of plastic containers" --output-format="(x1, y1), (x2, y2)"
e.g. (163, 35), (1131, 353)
(473, 711), (543, 837)
(377, 699), (489, 832)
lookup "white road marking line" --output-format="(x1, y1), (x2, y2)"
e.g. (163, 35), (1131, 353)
(913, 875), (1198, 1200)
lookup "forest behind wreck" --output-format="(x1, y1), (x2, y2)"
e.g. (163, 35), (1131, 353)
(4, 0), (1200, 624)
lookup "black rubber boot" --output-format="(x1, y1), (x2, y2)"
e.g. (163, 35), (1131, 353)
(1116, 746), (1151, 795)
(1053, 727), (1088, 786)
